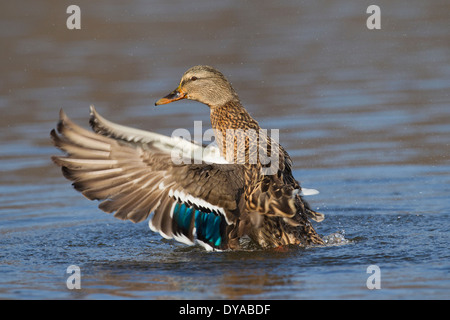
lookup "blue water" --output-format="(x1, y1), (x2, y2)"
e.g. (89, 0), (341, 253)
(1, 1), (449, 299)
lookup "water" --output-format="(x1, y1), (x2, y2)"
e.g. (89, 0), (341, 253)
(1, 0), (449, 299)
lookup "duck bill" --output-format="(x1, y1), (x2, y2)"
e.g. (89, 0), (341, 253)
(155, 87), (186, 106)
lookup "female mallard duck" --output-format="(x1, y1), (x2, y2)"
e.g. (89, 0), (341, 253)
(51, 65), (324, 251)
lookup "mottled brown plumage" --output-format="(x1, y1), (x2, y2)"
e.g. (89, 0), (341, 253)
(51, 65), (324, 251)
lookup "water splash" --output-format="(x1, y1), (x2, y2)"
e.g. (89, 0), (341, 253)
(322, 231), (350, 246)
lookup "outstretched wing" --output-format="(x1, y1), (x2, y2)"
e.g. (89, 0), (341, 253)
(51, 109), (244, 250)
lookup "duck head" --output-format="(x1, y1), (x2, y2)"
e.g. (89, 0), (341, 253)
(155, 65), (239, 108)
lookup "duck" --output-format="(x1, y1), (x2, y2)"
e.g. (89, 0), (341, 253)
(51, 65), (324, 251)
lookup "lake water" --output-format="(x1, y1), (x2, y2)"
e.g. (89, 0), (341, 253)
(1, 0), (449, 300)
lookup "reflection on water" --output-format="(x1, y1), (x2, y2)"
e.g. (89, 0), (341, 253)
(1, 1), (449, 299)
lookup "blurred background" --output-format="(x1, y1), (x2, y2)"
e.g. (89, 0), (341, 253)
(1, 0), (449, 299)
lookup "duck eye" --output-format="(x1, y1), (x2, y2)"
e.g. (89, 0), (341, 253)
(190, 76), (198, 81)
